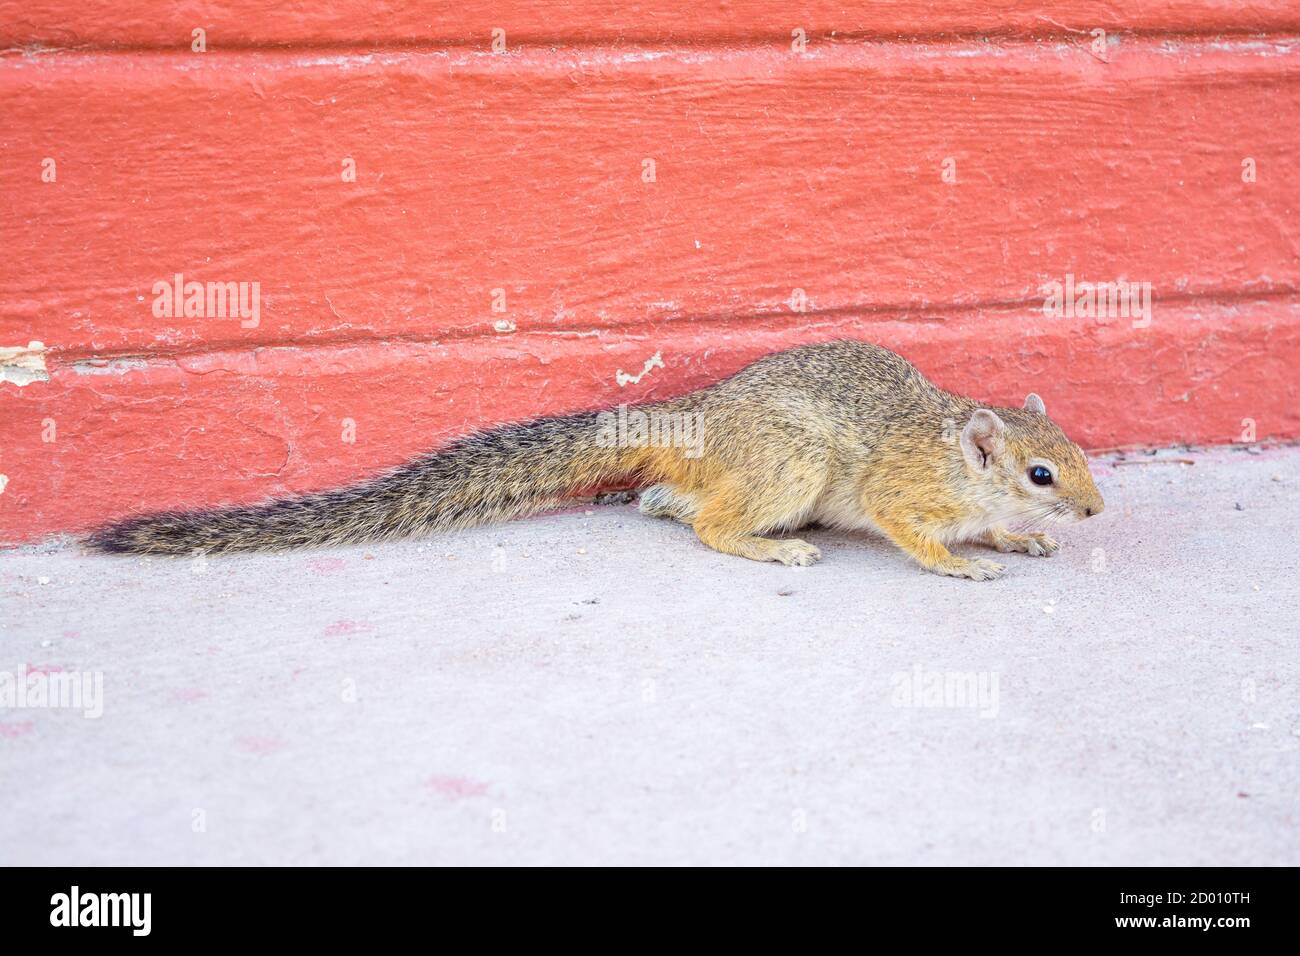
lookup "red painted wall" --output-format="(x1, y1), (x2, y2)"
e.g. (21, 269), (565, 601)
(2, 4), (1298, 544)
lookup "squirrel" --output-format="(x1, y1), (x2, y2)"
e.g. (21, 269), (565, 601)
(88, 339), (1103, 580)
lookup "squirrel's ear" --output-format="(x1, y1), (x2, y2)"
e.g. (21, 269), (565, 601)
(1024, 393), (1047, 415)
(961, 409), (1006, 470)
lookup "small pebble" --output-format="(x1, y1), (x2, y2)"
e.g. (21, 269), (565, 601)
(37, 576), (50, 585)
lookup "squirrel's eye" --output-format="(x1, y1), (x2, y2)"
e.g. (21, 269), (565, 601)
(1029, 465), (1053, 486)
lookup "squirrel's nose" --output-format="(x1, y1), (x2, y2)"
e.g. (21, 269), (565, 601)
(1084, 496), (1104, 518)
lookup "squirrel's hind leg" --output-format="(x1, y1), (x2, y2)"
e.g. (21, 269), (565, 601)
(690, 477), (824, 567)
(638, 484), (699, 523)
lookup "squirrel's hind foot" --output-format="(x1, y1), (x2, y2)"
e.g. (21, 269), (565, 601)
(638, 484), (699, 523)
(770, 539), (822, 567)
(695, 529), (822, 567)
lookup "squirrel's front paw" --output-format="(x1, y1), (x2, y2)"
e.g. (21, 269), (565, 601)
(1023, 532), (1058, 556)
(989, 529), (1058, 557)
(935, 557), (1005, 581)
(772, 539), (821, 567)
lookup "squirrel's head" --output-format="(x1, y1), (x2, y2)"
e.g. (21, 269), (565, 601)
(959, 394), (1104, 525)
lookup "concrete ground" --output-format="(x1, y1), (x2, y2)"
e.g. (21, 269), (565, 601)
(2, 445), (1297, 866)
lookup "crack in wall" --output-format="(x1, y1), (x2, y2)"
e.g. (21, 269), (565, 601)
(29, 286), (1300, 369)
(4, 30), (1300, 60)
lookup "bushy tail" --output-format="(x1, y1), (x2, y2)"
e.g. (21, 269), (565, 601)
(88, 411), (653, 555)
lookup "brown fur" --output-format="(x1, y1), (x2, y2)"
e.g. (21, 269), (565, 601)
(88, 340), (1103, 579)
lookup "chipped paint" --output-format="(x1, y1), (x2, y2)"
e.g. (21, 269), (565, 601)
(0, 341), (49, 387)
(616, 351), (664, 387)
(0, 475), (8, 495)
